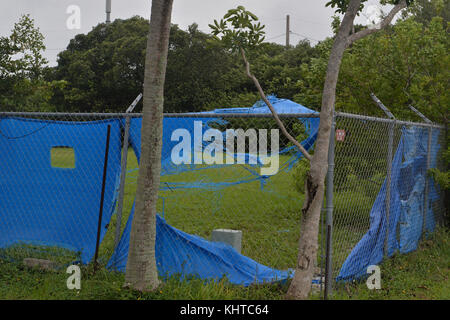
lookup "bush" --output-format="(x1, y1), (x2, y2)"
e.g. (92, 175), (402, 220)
(333, 190), (374, 226)
(291, 158), (310, 194)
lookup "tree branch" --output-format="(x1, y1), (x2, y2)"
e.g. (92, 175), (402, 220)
(346, 0), (407, 46)
(240, 48), (312, 161)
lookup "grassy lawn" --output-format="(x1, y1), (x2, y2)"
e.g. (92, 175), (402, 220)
(99, 150), (308, 270)
(0, 228), (447, 300)
(332, 228), (450, 300)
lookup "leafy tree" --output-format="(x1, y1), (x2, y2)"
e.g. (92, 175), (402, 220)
(52, 16), (149, 112)
(52, 18), (247, 113)
(336, 17), (449, 122)
(210, 6), (312, 158)
(296, 8), (449, 123)
(212, 1), (412, 299)
(0, 14), (64, 111)
(0, 14), (47, 79)
(294, 38), (335, 110)
(403, 0), (450, 24)
(249, 40), (318, 102)
(50, 15), (319, 113)
(297, 3), (449, 237)
(283, 0), (410, 300)
(164, 23), (246, 112)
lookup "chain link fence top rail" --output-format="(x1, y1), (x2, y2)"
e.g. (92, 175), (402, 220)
(0, 109), (446, 290)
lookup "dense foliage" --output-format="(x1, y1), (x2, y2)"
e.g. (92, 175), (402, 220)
(0, 15), (65, 111)
(44, 16), (318, 113)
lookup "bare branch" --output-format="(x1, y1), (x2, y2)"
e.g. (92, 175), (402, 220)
(346, 0), (407, 46)
(240, 48), (312, 161)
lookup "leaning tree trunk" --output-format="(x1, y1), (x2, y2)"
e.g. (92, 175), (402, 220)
(285, 0), (407, 299)
(284, 7), (355, 299)
(124, 0), (174, 292)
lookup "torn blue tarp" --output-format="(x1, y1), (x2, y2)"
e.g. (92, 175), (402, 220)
(0, 97), (318, 286)
(337, 126), (441, 281)
(108, 205), (293, 286)
(108, 97), (318, 285)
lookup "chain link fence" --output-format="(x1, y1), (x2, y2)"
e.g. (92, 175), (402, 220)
(0, 109), (446, 296)
(329, 112), (446, 291)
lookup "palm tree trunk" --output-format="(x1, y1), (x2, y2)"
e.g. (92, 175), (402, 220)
(124, 0), (174, 292)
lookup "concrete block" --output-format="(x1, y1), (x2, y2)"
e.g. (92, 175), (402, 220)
(211, 229), (242, 253)
(23, 258), (58, 271)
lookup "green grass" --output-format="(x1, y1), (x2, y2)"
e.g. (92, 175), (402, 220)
(0, 255), (290, 300)
(0, 228), (447, 300)
(99, 150), (307, 270)
(332, 228), (450, 300)
(51, 146), (76, 168)
(1, 148), (448, 300)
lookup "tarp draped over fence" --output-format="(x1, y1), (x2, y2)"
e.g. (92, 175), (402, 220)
(337, 126), (441, 281)
(0, 97), (320, 286)
(2, 98), (440, 286)
(0, 117), (122, 263)
(108, 97), (319, 285)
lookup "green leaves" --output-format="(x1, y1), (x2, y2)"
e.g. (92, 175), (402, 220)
(325, 0), (367, 14)
(326, 0), (414, 14)
(0, 14), (47, 80)
(209, 6), (265, 53)
(296, 13), (448, 125)
(0, 14), (60, 112)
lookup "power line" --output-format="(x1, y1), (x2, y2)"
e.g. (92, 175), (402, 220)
(290, 31), (320, 43)
(288, 16), (331, 28)
(265, 33), (286, 41)
(263, 15), (325, 46)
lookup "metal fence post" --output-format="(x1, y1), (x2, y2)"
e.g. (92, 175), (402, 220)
(408, 105), (433, 238)
(320, 205), (325, 294)
(423, 126), (432, 236)
(384, 119), (395, 258)
(94, 124), (111, 272)
(324, 112), (336, 298)
(113, 94), (142, 256)
(370, 93), (396, 258)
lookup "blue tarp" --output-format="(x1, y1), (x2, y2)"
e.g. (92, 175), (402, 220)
(0, 97), (318, 286)
(127, 116), (224, 176)
(0, 117), (122, 263)
(108, 207), (293, 286)
(133, 96), (319, 177)
(209, 96), (319, 152)
(337, 126), (441, 281)
(108, 97), (319, 285)
(1, 99), (440, 286)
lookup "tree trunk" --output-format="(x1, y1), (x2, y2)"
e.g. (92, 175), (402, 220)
(286, 0), (406, 300)
(124, 0), (173, 292)
(285, 4), (356, 298)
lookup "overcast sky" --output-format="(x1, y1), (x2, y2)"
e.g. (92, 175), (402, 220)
(1, 0), (388, 66)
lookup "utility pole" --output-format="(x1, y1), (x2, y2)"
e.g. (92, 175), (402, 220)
(286, 14), (290, 48)
(106, 0), (111, 24)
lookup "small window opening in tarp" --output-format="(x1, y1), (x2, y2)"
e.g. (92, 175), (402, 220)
(51, 146), (75, 168)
